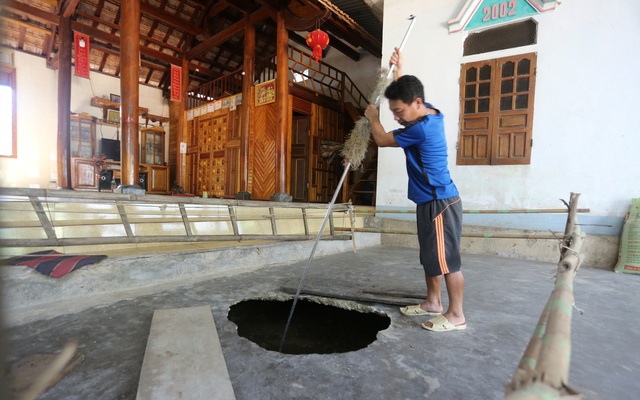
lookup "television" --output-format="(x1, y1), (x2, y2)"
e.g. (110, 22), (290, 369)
(100, 138), (121, 161)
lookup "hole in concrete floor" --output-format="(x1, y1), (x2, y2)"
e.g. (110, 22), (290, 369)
(228, 298), (390, 355)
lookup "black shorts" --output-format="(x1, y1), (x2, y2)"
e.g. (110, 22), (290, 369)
(416, 196), (462, 277)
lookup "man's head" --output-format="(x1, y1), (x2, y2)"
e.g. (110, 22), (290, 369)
(384, 75), (426, 126)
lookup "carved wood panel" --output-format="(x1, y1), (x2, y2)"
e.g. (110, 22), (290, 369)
(251, 103), (277, 200)
(196, 114), (228, 197)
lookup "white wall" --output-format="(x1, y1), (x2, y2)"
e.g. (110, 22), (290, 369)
(323, 50), (382, 101)
(290, 37), (382, 100)
(378, 0), (640, 234)
(0, 52), (169, 189)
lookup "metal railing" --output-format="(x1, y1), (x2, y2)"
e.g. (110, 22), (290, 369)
(0, 188), (355, 251)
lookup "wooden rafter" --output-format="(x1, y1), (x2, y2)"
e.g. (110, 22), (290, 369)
(0, 0), (382, 88)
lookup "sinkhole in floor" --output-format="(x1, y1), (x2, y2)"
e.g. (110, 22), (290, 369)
(228, 298), (391, 355)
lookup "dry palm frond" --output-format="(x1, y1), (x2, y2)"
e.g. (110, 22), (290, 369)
(342, 69), (392, 170)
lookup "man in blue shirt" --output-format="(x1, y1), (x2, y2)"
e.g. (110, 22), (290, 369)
(363, 48), (466, 332)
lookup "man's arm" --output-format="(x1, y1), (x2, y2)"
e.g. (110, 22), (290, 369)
(365, 104), (398, 148)
(390, 47), (403, 81)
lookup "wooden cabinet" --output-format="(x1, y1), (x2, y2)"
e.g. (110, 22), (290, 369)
(70, 114), (95, 158)
(141, 126), (165, 165)
(144, 164), (169, 194)
(74, 97), (170, 194)
(71, 157), (99, 190)
(70, 158), (169, 194)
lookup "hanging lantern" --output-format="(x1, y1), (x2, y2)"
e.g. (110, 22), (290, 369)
(306, 29), (330, 63)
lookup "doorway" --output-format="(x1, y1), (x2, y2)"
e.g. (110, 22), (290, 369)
(290, 114), (310, 202)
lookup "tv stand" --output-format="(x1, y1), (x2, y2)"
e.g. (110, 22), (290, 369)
(70, 157), (169, 194)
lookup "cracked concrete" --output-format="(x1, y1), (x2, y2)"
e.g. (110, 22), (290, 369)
(3, 245), (639, 399)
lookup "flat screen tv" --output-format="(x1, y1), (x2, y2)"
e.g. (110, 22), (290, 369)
(100, 138), (121, 161)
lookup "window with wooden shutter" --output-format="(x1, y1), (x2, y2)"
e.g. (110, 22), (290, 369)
(457, 52), (536, 165)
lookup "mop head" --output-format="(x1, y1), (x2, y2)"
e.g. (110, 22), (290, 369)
(342, 69), (393, 170)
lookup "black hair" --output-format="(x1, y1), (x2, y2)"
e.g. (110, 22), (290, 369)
(384, 75), (425, 105)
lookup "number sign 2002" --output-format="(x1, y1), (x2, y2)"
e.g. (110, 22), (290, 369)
(483, 0), (517, 22)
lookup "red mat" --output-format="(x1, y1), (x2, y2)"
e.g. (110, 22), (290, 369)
(5, 250), (107, 279)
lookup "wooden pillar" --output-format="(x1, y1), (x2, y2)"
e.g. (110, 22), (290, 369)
(171, 57), (189, 189)
(56, 16), (72, 189)
(272, 11), (291, 201)
(169, 98), (183, 188)
(119, 0), (140, 188)
(238, 14), (255, 199)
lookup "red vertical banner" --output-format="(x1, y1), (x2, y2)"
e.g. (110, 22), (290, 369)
(74, 31), (90, 79)
(170, 64), (182, 102)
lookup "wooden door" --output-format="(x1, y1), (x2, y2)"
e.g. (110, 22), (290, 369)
(290, 115), (310, 202)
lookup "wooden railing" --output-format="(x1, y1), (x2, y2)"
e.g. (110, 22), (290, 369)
(188, 46), (369, 111)
(186, 69), (244, 110)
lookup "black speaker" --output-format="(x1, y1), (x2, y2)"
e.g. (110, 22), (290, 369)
(99, 170), (113, 191)
(138, 173), (148, 190)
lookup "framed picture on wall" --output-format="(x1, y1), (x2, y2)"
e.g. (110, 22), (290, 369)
(255, 79), (276, 106)
(107, 109), (120, 123)
(110, 93), (121, 103)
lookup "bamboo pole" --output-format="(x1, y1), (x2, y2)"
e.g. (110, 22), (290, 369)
(505, 193), (584, 399)
(334, 227), (562, 240)
(355, 208), (590, 215)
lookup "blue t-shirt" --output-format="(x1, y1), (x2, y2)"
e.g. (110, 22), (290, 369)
(393, 109), (459, 204)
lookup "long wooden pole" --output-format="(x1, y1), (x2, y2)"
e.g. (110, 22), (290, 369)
(240, 13), (255, 197)
(274, 11), (289, 199)
(56, 16), (72, 189)
(119, 0), (140, 187)
(171, 56), (189, 189)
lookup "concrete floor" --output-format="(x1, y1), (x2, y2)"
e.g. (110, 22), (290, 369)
(3, 246), (639, 399)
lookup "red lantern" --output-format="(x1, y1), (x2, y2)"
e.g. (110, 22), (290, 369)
(306, 29), (330, 63)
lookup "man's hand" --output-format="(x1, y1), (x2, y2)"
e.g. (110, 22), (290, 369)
(390, 47), (403, 80)
(364, 104), (380, 123)
(364, 104), (398, 148)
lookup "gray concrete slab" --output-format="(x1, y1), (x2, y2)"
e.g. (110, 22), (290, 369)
(136, 306), (235, 400)
(3, 246), (639, 399)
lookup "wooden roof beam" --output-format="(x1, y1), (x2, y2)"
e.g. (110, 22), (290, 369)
(61, 0), (82, 18)
(76, 10), (184, 55)
(139, 1), (203, 36)
(299, 0), (381, 57)
(1, 0), (58, 26)
(187, 5), (274, 59)
(288, 30), (359, 62)
(106, 0), (204, 36)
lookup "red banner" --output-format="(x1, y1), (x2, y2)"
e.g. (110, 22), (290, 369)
(170, 64), (182, 102)
(74, 32), (90, 79)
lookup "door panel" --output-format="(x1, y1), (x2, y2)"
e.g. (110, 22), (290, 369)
(290, 116), (310, 202)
